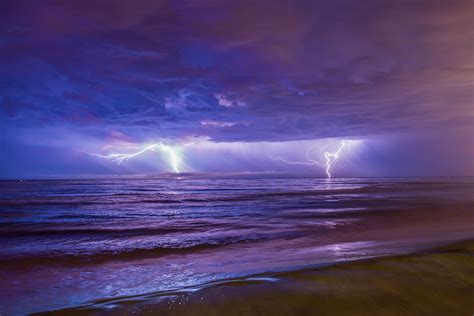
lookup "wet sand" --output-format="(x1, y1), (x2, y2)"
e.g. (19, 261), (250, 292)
(39, 239), (474, 316)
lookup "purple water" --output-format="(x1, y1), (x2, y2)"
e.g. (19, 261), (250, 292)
(0, 177), (473, 315)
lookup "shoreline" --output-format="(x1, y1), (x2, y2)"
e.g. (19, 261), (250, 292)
(36, 239), (474, 315)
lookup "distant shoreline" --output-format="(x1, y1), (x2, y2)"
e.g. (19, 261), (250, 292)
(37, 239), (474, 316)
(1, 175), (473, 181)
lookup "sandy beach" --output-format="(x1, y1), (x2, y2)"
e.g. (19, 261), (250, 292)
(37, 239), (474, 316)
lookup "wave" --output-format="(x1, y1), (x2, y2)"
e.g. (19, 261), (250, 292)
(0, 234), (267, 268)
(0, 227), (193, 238)
(2, 182), (469, 207)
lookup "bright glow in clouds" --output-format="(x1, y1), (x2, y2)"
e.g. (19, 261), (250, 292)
(80, 138), (360, 176)
(270, 140), (347, 178)
(82, 142), (184, 173)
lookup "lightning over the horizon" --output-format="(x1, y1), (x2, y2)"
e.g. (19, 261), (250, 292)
(2, 0), (474, 180)
(82, 142), (184, 173)
(270, 140), (347, 178)
(324, 141), (345, 178)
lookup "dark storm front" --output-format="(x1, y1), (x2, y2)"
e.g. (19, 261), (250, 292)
(0, 178), (473, 315)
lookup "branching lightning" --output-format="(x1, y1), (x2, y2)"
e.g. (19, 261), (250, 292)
(82, 141), (185, 173)
(84, 139), (349, 177)
(323, 140), (345, 178)
(269, 140), (346, 178)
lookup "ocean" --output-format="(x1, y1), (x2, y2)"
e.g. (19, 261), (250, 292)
(0, 177), (472, 315)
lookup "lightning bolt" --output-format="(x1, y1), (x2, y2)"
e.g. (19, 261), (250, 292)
(324, 140), (345, 178)
(269, 147), (322, 167)
(269, 140), (346, 178)
(82, 141), (184, 173)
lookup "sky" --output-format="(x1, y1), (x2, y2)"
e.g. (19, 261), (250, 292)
(0, 0), (473, 178)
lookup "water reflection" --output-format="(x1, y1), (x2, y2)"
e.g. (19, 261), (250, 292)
(0, 177), (472, 315)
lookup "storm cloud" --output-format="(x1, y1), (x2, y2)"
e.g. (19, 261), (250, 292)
(0, 0), (473, 177)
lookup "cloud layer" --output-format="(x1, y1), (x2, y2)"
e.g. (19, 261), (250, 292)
(0, 0), (473, 177)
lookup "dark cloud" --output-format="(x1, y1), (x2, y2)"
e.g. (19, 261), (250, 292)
(0, 0), (473, 177)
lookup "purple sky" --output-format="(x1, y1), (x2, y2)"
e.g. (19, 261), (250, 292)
(0, 0), (473, 178)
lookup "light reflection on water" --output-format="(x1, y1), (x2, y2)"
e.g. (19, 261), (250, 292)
(0, 177), (473, 315)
